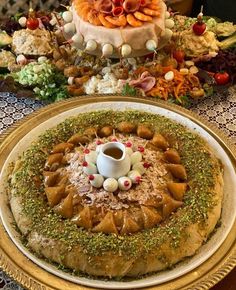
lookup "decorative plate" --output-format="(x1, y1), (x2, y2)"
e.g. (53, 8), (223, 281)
(0, 95), (236, 290)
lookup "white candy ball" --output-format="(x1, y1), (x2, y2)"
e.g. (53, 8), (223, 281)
(102, 43), (113, 57)
(85, 151), (98, 164)
(146, 39), (157, 51)
(165, 11), (170, 19)
(121, 44), (132, 58)
(38, 56), (47, 63)
(90, 174), (104, 188)
(83, 163), (97, 175)
(130, 151), (142, 165)
(118, 177), (132, 190)
(161, 28), (173, 39)
(64, 22), (76, 34)
(62, 11), (73, 23)
(85, 40), (97, 52)
(165, 19), (175, 29)
(125, 147), (133, 156)
(72, 33), (84, 45)
(128, 170), (141, 184)
(18, 17), (27, 27)
(132, 162), (145, 175)
(164, 70), (174, 81)
(16, 54), (27, 65)
(103, 178), (118, 192)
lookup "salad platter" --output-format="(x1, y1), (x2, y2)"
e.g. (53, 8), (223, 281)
(0, 96), (236, 290)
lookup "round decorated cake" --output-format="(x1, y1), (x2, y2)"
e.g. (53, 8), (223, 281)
(8, 110), (223, 278)
(63, 0), (174, 57)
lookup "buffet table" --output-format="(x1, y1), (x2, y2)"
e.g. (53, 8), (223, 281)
(0, 89), (236, 289)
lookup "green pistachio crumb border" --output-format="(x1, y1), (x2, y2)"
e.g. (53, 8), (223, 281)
(9, 110), (221, 260)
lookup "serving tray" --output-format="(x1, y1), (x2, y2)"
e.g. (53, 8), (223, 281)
(0, 95), (236, 290)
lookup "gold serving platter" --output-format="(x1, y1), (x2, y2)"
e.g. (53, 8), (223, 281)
(0, 95), (236, 290)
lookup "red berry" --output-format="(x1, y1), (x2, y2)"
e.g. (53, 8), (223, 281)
(143, 162), (151, 168)
(173, 49), (185, 63)
(88, 175), (94, 180)
(84, 148), (90, 154)
(192, 22), (206, 36)
(138, 146), (144, 153)
(125, 141), (132, 147)
(26, 18), (39, 30)
(82, 161), (88, 167)
(124, 180), (130, 187)
(96, 140), (102, 145)
(214, 72), (230, 85)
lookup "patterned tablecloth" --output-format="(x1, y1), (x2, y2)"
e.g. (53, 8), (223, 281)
(0, 88), (236, 289)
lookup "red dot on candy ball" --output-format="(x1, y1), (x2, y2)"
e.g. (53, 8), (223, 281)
(96, 140), (102, 145)
(88, 175), (94, 180)
(124, 180), (130, 187)
(138, 146), (144, 152)
(136, 176), (141, 183)
(82, 161), (88, 167)
(84, 148), (90, 154)
(125, 141), (132, 147)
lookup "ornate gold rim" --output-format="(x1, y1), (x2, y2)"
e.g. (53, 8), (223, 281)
(0, 95), (236, 290)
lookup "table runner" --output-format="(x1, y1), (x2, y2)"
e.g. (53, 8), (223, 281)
(0, 88), (236, 289)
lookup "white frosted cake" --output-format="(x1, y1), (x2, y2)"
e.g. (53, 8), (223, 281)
(63, 0), (174, 57)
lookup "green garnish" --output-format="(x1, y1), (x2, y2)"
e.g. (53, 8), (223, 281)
(122, 83), (137, 96)
(12, 61), (69, 102)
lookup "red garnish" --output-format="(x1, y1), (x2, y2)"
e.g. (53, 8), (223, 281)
(140, 0), (146, 6)
(214, 72), (230, 85)
(112, 138), (118, 142)
(113, 6), (124, 16)
(143, 162), (151, 168)
(173, 49), (185, 63)
(135, 176), (141, 183)
(125, 141), (132, 147)
(138, 146), (144, 153)
(88, 175), (94, 180)
(82, 161), (88, 167)
(192, 21), (206, 36)
(192, 7), (206, 36)
(26, 18), (39, 30)
(124, 180), (130, 187)
(96, 140), (103, 145)
(84, 148), (90, 154)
